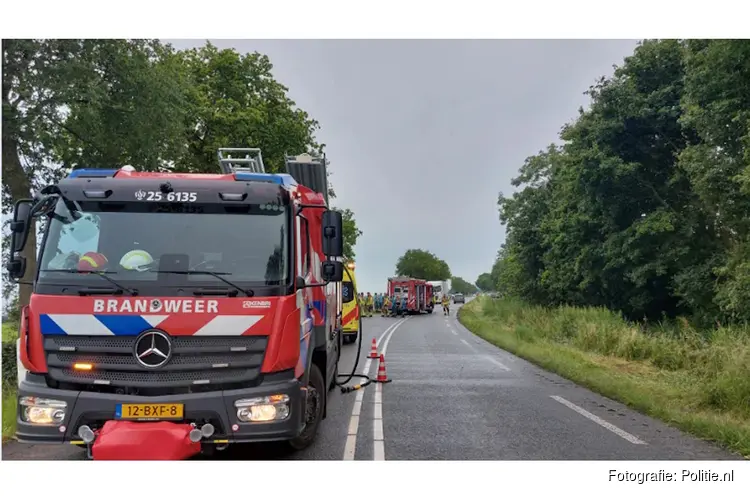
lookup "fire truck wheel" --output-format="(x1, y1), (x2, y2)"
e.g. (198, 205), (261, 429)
(287, 364), (325, 451)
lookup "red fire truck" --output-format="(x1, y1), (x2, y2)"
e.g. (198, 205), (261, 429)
(386, 276), (434, 314)
(6, 148), (347, 460)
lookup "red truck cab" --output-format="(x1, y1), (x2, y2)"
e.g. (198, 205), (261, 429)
(7, 148), (346, 456)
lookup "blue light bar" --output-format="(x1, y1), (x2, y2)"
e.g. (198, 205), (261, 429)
(234, 172), (297, 187)
(68, 169), (119, 179)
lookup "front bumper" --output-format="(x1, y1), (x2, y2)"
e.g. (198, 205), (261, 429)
(15, 371), (305, 445)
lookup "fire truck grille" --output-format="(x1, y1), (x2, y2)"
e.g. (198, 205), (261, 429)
(43, 335), (268, 391)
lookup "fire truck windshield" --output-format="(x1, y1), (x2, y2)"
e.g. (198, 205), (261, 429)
(37, 198), (291, 293)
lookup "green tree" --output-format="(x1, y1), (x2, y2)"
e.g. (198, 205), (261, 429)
(678, 39), (750, 323)
(338, 207), (363, 260)
(451, 277), (476, 295)
(175, 42), (362, 259)
(3, 39), (364, 305)
(3, 39), (189, 306)
(394, 249), (451, 280)
(176, 42), (322, 174)
(493, 39), (750, 326)
(475, 272), (494, 292)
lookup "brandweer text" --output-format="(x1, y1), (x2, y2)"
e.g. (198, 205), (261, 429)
(93, 299), (219, 314)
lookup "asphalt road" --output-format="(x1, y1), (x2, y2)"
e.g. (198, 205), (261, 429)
(2, 300), (741, 460)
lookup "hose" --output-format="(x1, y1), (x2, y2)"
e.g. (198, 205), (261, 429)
(334, 265), (374, 393)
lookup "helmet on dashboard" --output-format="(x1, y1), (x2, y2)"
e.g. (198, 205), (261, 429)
(120, 249), (154, 272)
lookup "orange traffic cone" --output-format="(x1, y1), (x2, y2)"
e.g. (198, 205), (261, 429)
(368, 338), (379, 359)
(376, 354), (391, 383)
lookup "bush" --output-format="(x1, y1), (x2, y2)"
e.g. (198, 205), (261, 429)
(2, 340), (17, 387)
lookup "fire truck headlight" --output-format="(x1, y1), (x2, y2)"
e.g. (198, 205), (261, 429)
(19, 396), (67, 425)
(235, 394), (290, 423)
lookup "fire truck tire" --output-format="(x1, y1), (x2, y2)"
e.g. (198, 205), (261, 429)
(287, 364), (325, 451)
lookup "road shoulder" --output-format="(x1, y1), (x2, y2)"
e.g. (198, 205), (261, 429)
(457, 298), (747, 459)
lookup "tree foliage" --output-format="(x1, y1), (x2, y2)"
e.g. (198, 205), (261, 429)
(2, 39), (361, 306)
(450, 277), (476, 295)
(337, 207), (363, 260)
(175, 42), (324, 174)
(475, 272), (494, 292)
(488, 39), (750, 326)
(394, 249), (451, 280)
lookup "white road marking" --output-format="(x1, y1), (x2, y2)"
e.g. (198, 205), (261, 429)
(460, 338), (472, 347)
(367, 317), (410, 461)
(380, 318), (405, 356)
(373, 401), (383, 419)
(484, 355), (510, 371)
(451, 318), (516, 365)
(373, 418), (384, 440)
(347, 416), (360, 435)
(342, 318), (408, 460)
(374, 383), (384, 441)
(550, 395), (647, 445)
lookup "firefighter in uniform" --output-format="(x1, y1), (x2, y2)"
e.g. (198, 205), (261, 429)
(365, 292), (374, 317)
(442, 294), (450, 315)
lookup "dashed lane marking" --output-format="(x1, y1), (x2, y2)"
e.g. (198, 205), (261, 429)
(550, 395), (647, 445)
(367, 314), (408, 461)
(454, 317), (511, 373)
(342, 318), (408, 460)
(484, 355), (510, 371)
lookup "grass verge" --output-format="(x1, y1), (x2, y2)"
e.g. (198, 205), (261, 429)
(458, 297), (750, 458)
(1, 321), (18, 442)
(2, 384), (17, 442)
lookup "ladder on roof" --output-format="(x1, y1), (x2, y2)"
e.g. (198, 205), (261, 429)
(217, 148), (266, 174)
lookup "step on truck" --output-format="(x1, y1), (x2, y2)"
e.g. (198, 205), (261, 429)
(6, 148), (347, 460)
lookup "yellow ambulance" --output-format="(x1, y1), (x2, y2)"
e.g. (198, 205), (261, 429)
(341, 261), (360, 345)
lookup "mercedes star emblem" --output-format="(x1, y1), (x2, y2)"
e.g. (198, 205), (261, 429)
(134, 330), (172, 368)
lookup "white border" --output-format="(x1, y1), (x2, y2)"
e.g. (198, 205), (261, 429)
(2, 0), (749, 495)
(0, 0), (749, 38)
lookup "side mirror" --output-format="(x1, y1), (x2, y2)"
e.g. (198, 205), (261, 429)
(6, 258), (27, 281)
(321, 210), (344, 258)
(7, 200), (32, 281)
(321, 260), (343, 282)
(10, 200), (33, 254)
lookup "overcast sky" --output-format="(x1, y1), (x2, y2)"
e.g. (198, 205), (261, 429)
(166, 39), (639, 293)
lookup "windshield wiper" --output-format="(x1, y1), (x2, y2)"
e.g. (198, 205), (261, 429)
(152, 270), (254, 297)
(78, 287), (125, 296)
(40, 269), (139, 296)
